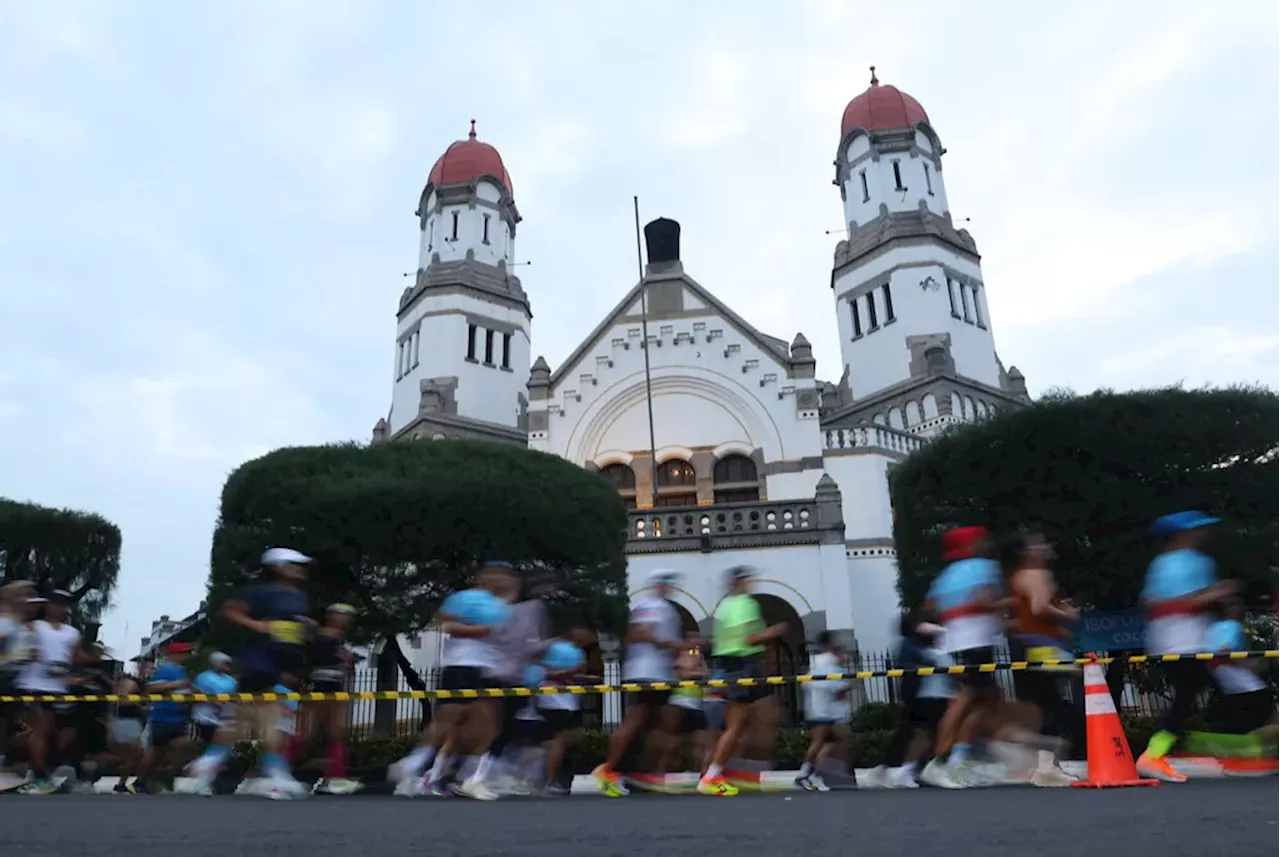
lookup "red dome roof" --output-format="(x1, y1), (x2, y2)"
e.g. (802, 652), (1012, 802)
(427, 121), (513, 198)
(840, 67), (930, 140)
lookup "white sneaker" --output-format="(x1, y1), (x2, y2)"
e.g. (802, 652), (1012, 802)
(0, 771), (26, 793)
(810, 775), (830, 792)
(889, 765), (919, 789)
(919, 759), (967, 789)
(1030, 766), (1076, 788)
(315, 777), (364, 795)
(393, 775), (427, 797)
(262, 775), (308, 800)
(457, 780), (499, 801)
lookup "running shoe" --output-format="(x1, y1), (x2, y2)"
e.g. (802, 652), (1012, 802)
(0, 770), (25, 793)
(591, 765), (629, 797)
(918, 759), (966, 789)
(261, 775), (310, 800)
(1030, 766), (1076, 787)
(314, 777), (364, 795)
(696, 775), (738, 796)
(544, 782), (571, 796)
(888, 765), (919, 789)
(457, 780), (499, 801)
(18, 778), (56, 795)
(1135, 752), (1188, 783)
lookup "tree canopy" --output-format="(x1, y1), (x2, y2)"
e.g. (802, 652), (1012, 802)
(891, 386), (1279, 611)
(209, 439), (630, 649)
(0, 498), (122, 623)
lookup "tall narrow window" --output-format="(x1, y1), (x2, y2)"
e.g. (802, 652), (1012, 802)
(946, 278), (960, 318)
(412, 331), (421, 368)
(882, 283), (895, 322)
(973, 288), (985, 327)
(482, 214), (491, 244)
(961, 284), (973, 323)
(859, 170), (869, 202)
(924, 164), (934, 195)
(484, 329), (495, 364)
(501, 332), (512, 369)
(866, 292), (878, 329)
(850, 298), (862, 337)
(450, 211), (459, 241)
(466, 323), (477, 360)
(892, 160), (904, 190)
(397, 341), (405, 378)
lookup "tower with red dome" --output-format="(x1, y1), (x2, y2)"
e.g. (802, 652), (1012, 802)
(384, 121), (532, 443)
(826, 68), (1023, 414)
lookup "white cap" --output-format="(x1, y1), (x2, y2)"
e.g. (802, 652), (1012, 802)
(209, 652), (232, 666)
(647, 569), (679, 586)
(261, 547), (313, 567)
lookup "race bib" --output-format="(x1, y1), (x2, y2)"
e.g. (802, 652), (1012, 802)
(269, 620), (305, 645)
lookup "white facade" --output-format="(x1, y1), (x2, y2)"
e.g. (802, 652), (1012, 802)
(380, 83), (1032, 656)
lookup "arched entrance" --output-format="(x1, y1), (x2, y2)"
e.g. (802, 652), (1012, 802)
(753, 593), (806, 727)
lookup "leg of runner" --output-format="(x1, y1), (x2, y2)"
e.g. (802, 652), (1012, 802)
(795, 723), (829, 791)
(456, 697), (501, 800)
(1136, 660), (1210, 782)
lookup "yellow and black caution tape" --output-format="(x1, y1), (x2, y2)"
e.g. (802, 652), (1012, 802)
(2, 650), (1275, 704)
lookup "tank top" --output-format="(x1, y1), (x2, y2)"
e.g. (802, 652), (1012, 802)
(1008, 571), (1069, 641)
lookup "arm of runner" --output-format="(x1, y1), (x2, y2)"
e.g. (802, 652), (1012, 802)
(220, 593), (270, 635)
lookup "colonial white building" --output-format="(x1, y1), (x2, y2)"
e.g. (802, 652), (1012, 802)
(374, 74), (1031, 663)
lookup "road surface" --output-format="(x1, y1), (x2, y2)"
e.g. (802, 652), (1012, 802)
(2, 779), (1274, 857)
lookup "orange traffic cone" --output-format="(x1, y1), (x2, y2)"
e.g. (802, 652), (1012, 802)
(1072, 654), (1160, 788)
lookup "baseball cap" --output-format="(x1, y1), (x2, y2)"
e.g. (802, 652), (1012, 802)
(941, 526), (989, 561)
(481, 560), (512, 569)
(166, 642), (194, 655)
(647, 569), (679, 587)
(49, 589), (73, 606)
(1152, 511), (1219, 537)
(261, 547), (313, 567)
(209, 651), (232, 666)
(327, 603), (357, 615)
(725, 565), (754, 583)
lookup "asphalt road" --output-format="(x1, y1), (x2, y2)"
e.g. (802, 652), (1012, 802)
(2, 780), (1275, 857)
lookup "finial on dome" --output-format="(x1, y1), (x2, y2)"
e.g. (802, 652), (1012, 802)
(869, 65), (879, 86)
(468, 119), (477, 140)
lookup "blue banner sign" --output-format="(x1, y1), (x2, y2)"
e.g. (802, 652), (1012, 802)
(1070, 609), (1147, 652)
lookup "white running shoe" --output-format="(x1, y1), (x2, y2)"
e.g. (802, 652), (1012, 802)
(457, 780), (499, 801)
(861, 765), (888, 788)
(919, 759), (967, 789)
(315, 777), (364, 795)
(889, 765), (920, 789)
(1030, 766), (1076, 788)
(393, 775), (427, 797)
(261, 775), (309, 801)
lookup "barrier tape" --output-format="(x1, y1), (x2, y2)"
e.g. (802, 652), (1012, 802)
(1, 650), (1275, 703)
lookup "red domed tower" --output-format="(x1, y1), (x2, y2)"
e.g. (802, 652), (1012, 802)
(827, 68), (1011, 412)
(416, 120), (521, 272)
(388, 120), (531, 444)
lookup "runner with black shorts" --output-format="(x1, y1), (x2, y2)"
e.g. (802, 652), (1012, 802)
(387, 561), (514, 799)
(795, 631), (850, 792)
(593, 569), (686, 797)
(309, 603), (361, 795)
(920, 527), (1003, 789)
(699, 566), (788, 797)
(188, 546), (313, 800)
(17, 591), (86, 795)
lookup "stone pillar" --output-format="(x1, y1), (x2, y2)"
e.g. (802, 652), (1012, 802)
(690, 450), (717, 505)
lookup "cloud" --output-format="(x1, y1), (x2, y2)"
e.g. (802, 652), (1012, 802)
(665, 48), (750, 148)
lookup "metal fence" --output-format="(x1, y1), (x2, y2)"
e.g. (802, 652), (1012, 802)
(341, 647), (1203, 739)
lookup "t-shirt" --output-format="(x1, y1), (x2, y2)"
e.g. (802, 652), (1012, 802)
(0, 616), (38, 684)
(1141, 549), (1215, 655)
(192, 670), (239, 725)
(622, 595), (682, 681)
(239, 583), (310, 673)
(492, 599), (550, 684)
(927, 558), (1003, 653)
(803, 651), (847, 722)
(537, 643), (586, 712)
(440, 588), (504, 671)
(17, 620), (81, 693)
(147, 662), (190, 724)
(1206, 619), (1265, 695)
(713, 594), (765, 658)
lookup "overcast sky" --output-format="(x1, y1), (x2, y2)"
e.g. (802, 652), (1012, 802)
(1, 1), (1276, 658)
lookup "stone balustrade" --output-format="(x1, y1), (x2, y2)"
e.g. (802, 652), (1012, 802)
(823, 424), (924, 456)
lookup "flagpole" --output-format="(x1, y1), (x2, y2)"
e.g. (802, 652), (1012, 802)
(633, 196), (660, 503)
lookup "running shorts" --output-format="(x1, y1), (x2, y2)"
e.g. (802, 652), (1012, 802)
(717, 655), (770, 704)
(540, 709), (582, 734)
(679, 707), (709, 734)
(624, 684), (672, 710)
(195, 722), (220, 745)
(439, 666), (500, 701)
(954, 647), (998, 690)
(1206, 688), (1275, 735)
(149, 721), (188, 748)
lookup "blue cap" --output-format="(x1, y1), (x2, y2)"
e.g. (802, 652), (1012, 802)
(482, 560), (512, 569)
(1152, 511), (1219, 536)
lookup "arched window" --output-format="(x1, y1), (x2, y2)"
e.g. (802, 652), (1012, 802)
(655, 459), (697, 508)
(712, 454), (760, 504)
(601, 463), (638, 509)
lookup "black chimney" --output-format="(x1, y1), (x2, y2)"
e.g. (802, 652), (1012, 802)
(643, 218), (681, 268)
